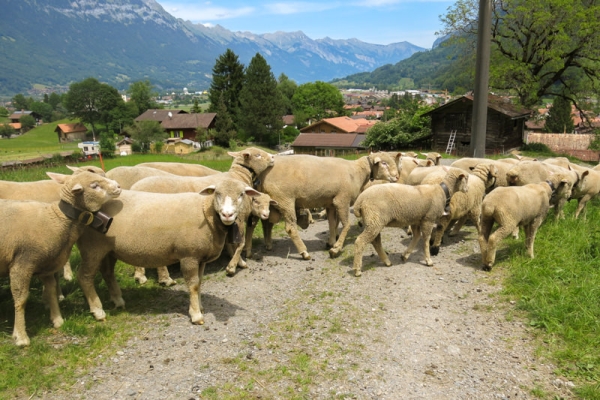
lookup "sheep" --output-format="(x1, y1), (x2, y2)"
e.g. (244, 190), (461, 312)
(505, 160), (580, 219)
(257, 152), (400, 260)
(397, 156), (435, 184)
(429, 163), (499, 256)
(136, 161), (220, 177)
(75, 178), (260, 325)
(421, 152), (442, 165)
(106, 166), (177, 190)
(0, 171), (121, 346)
(478, 173), (572, 270)
(130, 147), (275, 279)
(404, 165), (459, 186)
(450, 157), (515, 188)
(352, 168), (469, 276)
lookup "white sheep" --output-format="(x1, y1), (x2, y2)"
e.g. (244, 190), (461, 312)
(131, 147), (275, 279)
(396, 155), (435, 184)
(257, 152), (400, 260)
(450, 157), (515, 187)
(106, 166), (177, 190)
(136, 161), (220, 177)
(76, 179), (260, 325)
(420, 152), (442, 165)
(429, 163), (499, 256)
(478, 173), (572, 270)
(0, 171), (121, 346)
(352, 168), (468, 276)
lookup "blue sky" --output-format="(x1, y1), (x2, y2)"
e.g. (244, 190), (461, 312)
(156, 0), (455, 49)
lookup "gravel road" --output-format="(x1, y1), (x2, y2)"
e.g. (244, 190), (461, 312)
(47, 212), (574, 400)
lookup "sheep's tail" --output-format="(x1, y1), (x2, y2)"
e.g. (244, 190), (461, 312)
(353, 198), (363, 218)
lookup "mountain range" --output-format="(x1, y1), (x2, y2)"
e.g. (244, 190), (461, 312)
(0, 0), (427, 95)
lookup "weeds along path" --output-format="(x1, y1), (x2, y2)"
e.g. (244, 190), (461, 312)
(52, 215), (572, 399)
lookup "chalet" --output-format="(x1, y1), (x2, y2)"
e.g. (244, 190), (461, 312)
(163, 138), (197, 155)
(115, 137), (134, 156)
(135, 109), (216, 141)
(423, 94), (531, 154)
(55, 123), (88, 142)
(134, 109), (188, 123)
(293, 116), (377, 155)
(9, 110), (42, 125)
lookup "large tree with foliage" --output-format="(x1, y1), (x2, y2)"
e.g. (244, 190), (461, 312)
(127, 80), (159, 116)
(545, 96), (575, 133)
(0, 124), (14, 139)
(64, 78), (123, 136)
(11, 94), (32, 111)
(212, 92), (237, 147)
(292, 81), (345, 123)
(29, 101), (53, 123)
(439, 0), (600, 110)
(124, 120), (167, 153)
(208, 49), (245, 130)
(363, 103), (434, 149)
(277, 73), (297, 115)
(238, 53), (284, 145)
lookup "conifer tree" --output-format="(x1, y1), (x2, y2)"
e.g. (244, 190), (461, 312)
(545, 97), (574, 133)
(208, 49), (245, 130)
(238, 53), (284, 145)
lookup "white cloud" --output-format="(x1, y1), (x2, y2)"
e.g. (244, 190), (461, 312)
(158, 2), (255, 21)
(265, 2), (340, 15)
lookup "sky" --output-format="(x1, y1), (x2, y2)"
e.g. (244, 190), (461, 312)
(155, 0), (456, 49)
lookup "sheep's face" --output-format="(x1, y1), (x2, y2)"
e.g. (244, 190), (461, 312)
(230, 147), (275, 175)
(251, 193), (277, 220)
(369, 153), (400, 183)
(49, 171), (121, 212)
(201, 180), (261, 226)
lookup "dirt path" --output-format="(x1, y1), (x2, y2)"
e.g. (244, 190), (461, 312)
(49, 215), (573, 399)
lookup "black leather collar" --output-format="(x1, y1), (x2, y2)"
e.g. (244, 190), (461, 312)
(58, 200), (113, 234)
(545, 180), (556, 193)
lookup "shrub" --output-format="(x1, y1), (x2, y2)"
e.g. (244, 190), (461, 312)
(521, 142), (553, 155)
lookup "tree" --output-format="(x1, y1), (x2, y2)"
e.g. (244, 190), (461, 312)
(208, 49), (245, 129)
(127, 80), (158, 116)
(191, 98), (201, 113)
(277, 73), (297, 115)
(99, 132), (116, 158)
(439, 0), (600, 108)
(363, 103), (434, 149)
(12, 94), (32, 110)
(48, 93), (62, 110)
(0, 107), (8, 118)
(0, 124), (14, 139)
(545, 97), (574, 133)
(29, 101), (53, 123)
(20, 115), (36, 131)
(212, 92), (237, 147)
(64, 78), (123, 136)
(124, 120), (167, 153)
(238, 53), (284, 145)
(292, 81), (345, 122)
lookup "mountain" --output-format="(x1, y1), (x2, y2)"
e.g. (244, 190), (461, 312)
(0, 0), (426, 95)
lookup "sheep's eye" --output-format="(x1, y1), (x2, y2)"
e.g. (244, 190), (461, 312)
(90, 182), (99, 189)
(382, 162), (388, 167)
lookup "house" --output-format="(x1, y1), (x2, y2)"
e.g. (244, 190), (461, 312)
(423, 94), (531, 154)
(135, 109), (216, 141)
(115, 137), (134, 155)
(55, 123), (88, 142)
(300, 116), (377, 134)
(292, 116), (377, 155)
(9, 110), (43, 125)
(163, 138), (198, 155)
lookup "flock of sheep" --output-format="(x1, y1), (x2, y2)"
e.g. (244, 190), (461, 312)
(2, 147), (599, 346)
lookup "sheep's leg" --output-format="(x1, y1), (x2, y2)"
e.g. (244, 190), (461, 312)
(402, 225), (422, 262)
(181, 258), (204, 324)
(277, 202), (310, 259)
(262, 219), (274, 251)
(78, 253), (107, 321)
(449, 215), (469, 236)
(352, 225), (383, 277)
(329, 202), (352, 257)
(575, 195), (591, 219)
(226, 222), (248, 276)
(484, 225), (513, 271)
(372, 233), (391, 267)
(431, 214), (452, 256)
(134, 267), (148, 285)
(555, 198), (567, 220)
(157, 266), (176, 286)
(325, 206), (338, 248)
(478, 215), (494, 265)
(100, 255), (125, 309)
(421, 222), (436, 266)
(62, 260), (73, 281)
(525, 218), (544, 259)
(40, 274), (64, 329)
(55, 272), (65, 302)
(244, 219), (258, 258)
(9, 264), (34, 346)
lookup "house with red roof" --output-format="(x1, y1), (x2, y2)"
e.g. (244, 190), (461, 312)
(55, 122), (88, 142)
(292, 117), (378, 155)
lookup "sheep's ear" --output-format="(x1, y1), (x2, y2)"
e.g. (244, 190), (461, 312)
(420, 152), (427, 157)
(582, 170), (590, 177)
(469, 166), (475, 170)
(227, 151), (239, 158)
(459, 173), (467, 180)
(199, 185), (216, 195)
(442, 166), (449, 172)
(244, 187), (261, 197)
(47, 172), (68, 184)
(373, 156), (382, 164)
(71, 183), (84, 194)
(395, 152), (402, 161)
(66, 165), (79, 172)
(241, 151), (251, 159)
(411, 159), (418, 165)
(270, 199), (279, 206)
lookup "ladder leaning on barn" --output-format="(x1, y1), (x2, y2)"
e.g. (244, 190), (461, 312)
(445, 130), (457, 155)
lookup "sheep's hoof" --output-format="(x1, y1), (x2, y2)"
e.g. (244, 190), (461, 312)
(112, 297), (126, 309)
(329, 247), (342, 258)
(430, 246), (440, 256)
(14, 335), (30, 347)
(300, 252), (311, 260)
(424, 260), (434, 267)
(225, 267), (236, 277)
(191, 315), (205, 325)
(135, 276), (148, 285)
(265, 244), (273, 251)
(325, 242), (333, 249)
(354, 269), (362, 277)
(53, 317), (65, 328)
(401, 254), (409, 262)
(482, 265), (492, 272)
(159, 278), (176, 287)
(384, 261), (392, 267)
(92, 310), (107, 321)
(58, 294), (65, 302)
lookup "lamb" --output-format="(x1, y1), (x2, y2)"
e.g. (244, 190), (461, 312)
(131, 147), (275, 278)
(75, 178), (260, 325)
(421, 152), (442, 165)
(478, 173), (572, 270)
(257, 152), (400, 260)
(0, 171), (121, 346)
(397, 155), (434, 184)
(136, 161), (220, 177)
(451, 157), (515, 188)
(352, 168), (468, 276)
(106, 166), (177, 190)
(429, 163), (499, 255)
(505, 160), (580, 219)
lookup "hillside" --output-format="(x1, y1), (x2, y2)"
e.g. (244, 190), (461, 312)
(0, 0), (425, 95)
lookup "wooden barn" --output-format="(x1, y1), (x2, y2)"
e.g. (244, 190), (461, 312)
(424, 94), (531, 155)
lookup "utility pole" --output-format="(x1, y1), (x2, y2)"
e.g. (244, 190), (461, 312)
(470, 0), (492, 158)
